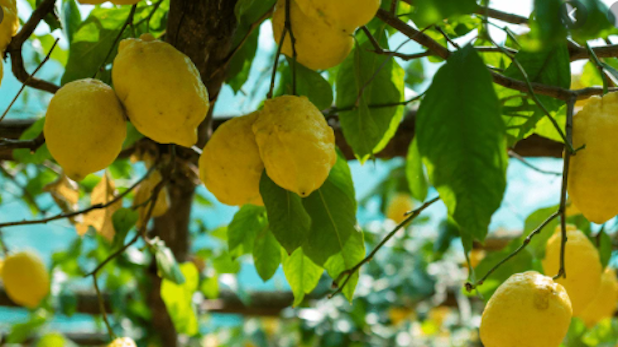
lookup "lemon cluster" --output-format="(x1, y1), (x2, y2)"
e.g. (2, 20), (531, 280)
(272, 0), (381, 70)
(44, 33), (209, 181)
(199, 95), (336, 206)
(0, 0), (19, 87)
(480, 226), (618, 347)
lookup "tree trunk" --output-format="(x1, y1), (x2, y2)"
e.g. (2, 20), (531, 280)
(146, 1), (239, 346)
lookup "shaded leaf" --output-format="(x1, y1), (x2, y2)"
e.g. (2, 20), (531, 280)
(405, 138), (428, 202)
(253, 226), (281, 281)
(111, 208), (138, 249)
(228, 205), (267, 256)
(323, 229), (365, 302)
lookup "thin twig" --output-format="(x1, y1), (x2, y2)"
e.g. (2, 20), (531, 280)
(329, 196), (440, 298)
(267, 26), (287, 99)
(507, 149), (561, 176)
(134, 0), (164, 29)
(93, 4), (138, 79)
(92, 274), (115, 339)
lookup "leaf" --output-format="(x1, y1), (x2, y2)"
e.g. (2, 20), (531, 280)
(410, 0), (479, 28)
(61, 0), (82, 45)
(7, 310), (49, 343)
(416, 45), (507, 243)
(12, 118), (51, 165)
(277, 58), (334, 110)
(226, 28), (260, 93)
(260, 172), (311, 254)
(526, 0), (567, 49)
(524, 204), (560, 258)
(154, 241), (186, 285)
(253, 226), (281, 282)
(302, 155), (358, 266)
(404, 59), (425, 91)
(78, 172), (122, 241)
(212, 252), (241, 274)
(43, 175), (79, 216)
(200, 275), (219, 300)
(111, 208), (138, 249)
(405, 138), (428, 202)
(161, 262), (199, 336)
(228, 205), (267, 257)
(569, 0), (617, 44)
(336, 28), (405, 162)
(323, 229), (365, 302)
(597, 230), (612, 269)
(283, 247), (323, 307)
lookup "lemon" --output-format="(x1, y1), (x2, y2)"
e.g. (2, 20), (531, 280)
(107, 337), (136, 347)
(252, 95), (336, 197)
(577, 267), (618, 327)
(272, 0), (353, 70)
(2, 252), (50, 308)
(468, 249), (485, 269)
(388, 307), (414, 326)
(133, 170), (170, 227)
(199, 112), (264, 206)
(44, 79), (127, 181)
(0, 0), (18, 52)
(480, 271), (572, 347)
(568, 92), (618, 223)
(385, 193), (414, 223)
(542, 225), (602, 315)
(295, 0), (381, 33)
(37, 333), (69, 347)
(112, 33), (209, 147)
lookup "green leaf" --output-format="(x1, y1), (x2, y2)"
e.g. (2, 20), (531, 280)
(526, 0), (567, 49)
(161, 262), (199, 336)
(260, 172), (311, 254)
(227, 205), (267, 256)
(405, 138), (428, 202)
(283, 247), (323, 307)
(234, 0), (275, 23)
(277, 59), (334, 110)
(404, 59), (425, 91)
(598, 230), (612, 269)
(416, 45), (507, 243)
(61, 0), (82, 45)
(524, 204), (560, 259)
(410, 0), (479, 28)
(200, 275), (220, 299)
(7, 310), (49, 343)
(323, 229), (365, 302)
(336, 29), (405, 162)
(212, 252), (241, 274)
(12, 118), (51, 165)
(302, 155), (358, 266)
(154, 241), (186, 285)
(111, 208), (138, 249)
(226, 28), (260, 93)
(253, 226), (281, 281)
(569, 0), (617, 44)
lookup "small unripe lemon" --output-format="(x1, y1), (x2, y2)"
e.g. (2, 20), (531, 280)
(252, 95), (336, 197)
(480, 271), (572, 347)
(577, 267), (618, 327)
(2, 252), (50, 308)
(295, 0), (381, 33)
(199, 112), (264, 206)
(37, 332), (69, 347)
(44, 79), (127, 181)
(542, 225), (602, 315)
(107, 337), (136, 347)
(385, 193), (414, 223)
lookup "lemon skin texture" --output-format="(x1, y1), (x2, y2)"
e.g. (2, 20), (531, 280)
(112, 33), (210, 147)
(542, 225), (602, 316)
(272, 0), (353, 70)
(295, 0), (381, 33)
(386, 193), (414, 223)
(480, 271), (572, 347)
(252, 95), (336, 197)
(0, 0), (18, 52)
(200, 112), (264, 206)
(107, 337), (137, 347)
(577, 267), (618, 327)
(568, 92), (618, 223)
(44, 79), (127, 181)
(2, 252), (50, 308)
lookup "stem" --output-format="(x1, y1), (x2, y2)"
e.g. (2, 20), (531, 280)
(266, 26), (287, 99)
(92, 274), (116, 340)
(93, 4), (138, 79)
(284, 0), (298, 96)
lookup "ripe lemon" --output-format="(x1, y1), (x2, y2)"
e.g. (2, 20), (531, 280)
(480, 271), (572, 347)
(542, 225), (602, 315)
(112, 33), (209, 147)
(577, 267), (618, 327)
(0, 0), (18, 52)
(2, 252), (50, 308)
(295, 0), (381, 33)
(199, 112), (264, 206)
(568, 92), (618, 223)
(133, 170), (170, 227)
(385, 193), (414, 223)
(107, 337), (136, 347)
(44, 79), (127, 181)
(272, 0), (353, 70)
(252, 95), (336, 197)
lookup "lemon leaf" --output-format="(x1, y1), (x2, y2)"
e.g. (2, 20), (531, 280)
(228, 205), (267, 257)
(282, 247), (323, 307)
(253, 226), (281, 282)
(161, 262), (199, 336)
(405, 138), (428, 202)
(154, 241), (186, 285)
(111, 208), (138, 249)
(323, 229), (365, 303)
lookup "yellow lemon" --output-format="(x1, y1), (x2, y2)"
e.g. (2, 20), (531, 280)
(133, 170), (170, 227)
(577, 267), (618, 327)
(252, 95), (336, 197)
(480, 271), (572, 347)
(199, 112), (264, 206)
(568, 92), (618, 223)
(112, 33), (209, 147)
(0, 0), (18, 52)
(468, 249), (486, 269)
(107, 337), (136, 347)
(44, 79), (127, 181)
(388, 307), (414, 326)
(272, 0), (353, 70)
(295, 0), (381, 32)
(542, 225), (602, 315)
(2, 252), (50, 308)
(385, 193), (414, 223)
